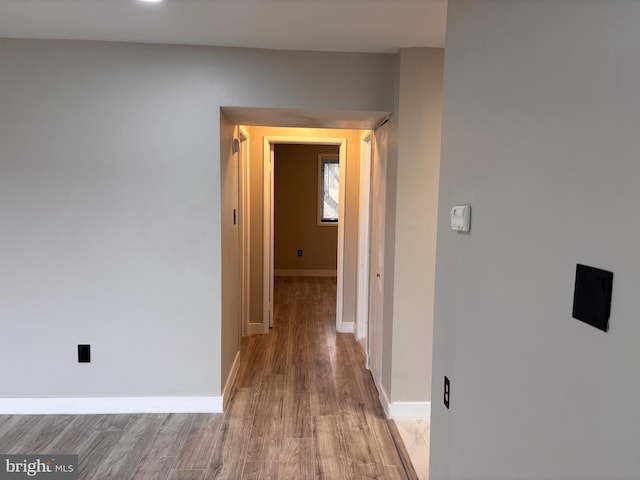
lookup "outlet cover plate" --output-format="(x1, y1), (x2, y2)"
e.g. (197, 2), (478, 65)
(78, 344), (91, 363)
(572, 264), (613, 332)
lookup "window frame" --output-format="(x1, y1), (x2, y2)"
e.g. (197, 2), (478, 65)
(317, 154), (340, 226)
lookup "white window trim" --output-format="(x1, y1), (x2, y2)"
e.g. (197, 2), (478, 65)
(317, 153), (340, 227)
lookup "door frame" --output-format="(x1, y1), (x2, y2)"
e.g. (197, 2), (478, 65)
(262, 136), (349, 333)
(239, 127), (251, 336)
(356, 132), (373, 362)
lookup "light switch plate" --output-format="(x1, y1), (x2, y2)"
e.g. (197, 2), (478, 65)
(450, 205), (471, 232)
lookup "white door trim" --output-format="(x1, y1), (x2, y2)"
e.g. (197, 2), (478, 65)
(356, 132), (372, 355)
(262, 136), (348, 333)
(262, 137), (274, 332)
(239, 127), (251, 337)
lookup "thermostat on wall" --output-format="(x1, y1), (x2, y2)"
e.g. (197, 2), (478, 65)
(450, 205), (470, 232)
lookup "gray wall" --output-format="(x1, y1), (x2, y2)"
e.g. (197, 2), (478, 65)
(380, 48), (444, 406)
(388, 48), (443, 403)
(432, 1), (640, 478)
(381, 57), (401, 399)
(0, 39), (394, 398)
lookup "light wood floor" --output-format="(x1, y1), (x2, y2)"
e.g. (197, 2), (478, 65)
(0, 277), (407, 479)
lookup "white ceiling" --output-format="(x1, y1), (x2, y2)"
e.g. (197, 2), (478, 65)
(0, 0), (447, 53)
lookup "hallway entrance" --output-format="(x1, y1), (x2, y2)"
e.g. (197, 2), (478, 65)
(229, 276), (408, 478)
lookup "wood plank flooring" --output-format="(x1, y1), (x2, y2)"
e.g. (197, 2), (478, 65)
(0, 277), (406, 479)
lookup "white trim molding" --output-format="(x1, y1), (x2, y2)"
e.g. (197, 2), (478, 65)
(388, 401), (431, 419)
(337, 321), (355, 333)
(274, 269), (337, 277)
(222, 350), (241, 411)
(356, 132), (372, 344)
(0, 396), (223, 415)
(378, 384), (431, 419)
(239, 127), (251, 337)
(263, 136), (274, 331)
(379, 383), (392, 418)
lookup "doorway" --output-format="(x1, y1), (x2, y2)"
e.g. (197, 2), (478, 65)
(272, 144), (340, 282)
(219, 109), (391, 408)
(262, 136), (348, 333)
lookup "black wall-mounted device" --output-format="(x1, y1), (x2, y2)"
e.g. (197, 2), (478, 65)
(572, 264), (613, 332)
(78, 344), (91, 363)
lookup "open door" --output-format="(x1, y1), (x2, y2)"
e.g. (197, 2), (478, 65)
(368, 121), (388, 385)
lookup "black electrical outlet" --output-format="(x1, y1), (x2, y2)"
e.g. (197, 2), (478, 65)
(78, 344), (91, 363)
(572, 264), (613, 332)
(297, 249), (303, 257)
(444, 376), (450, 409)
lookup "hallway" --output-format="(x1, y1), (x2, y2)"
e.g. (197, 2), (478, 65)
(0, 277), (407, 479)
(230, 276), (407, 478)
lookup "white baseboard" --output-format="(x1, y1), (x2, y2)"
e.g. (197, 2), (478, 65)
(378, 384), (431, 419)
(389, 401), (431, 419)
(352, 337), (370, 368)
(337, 321), (355, 333)
(274, 269), (337, 277)
(222, 350), (241, 411)
(0, 396), (223, 415)
(379, 383), (392, 418)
